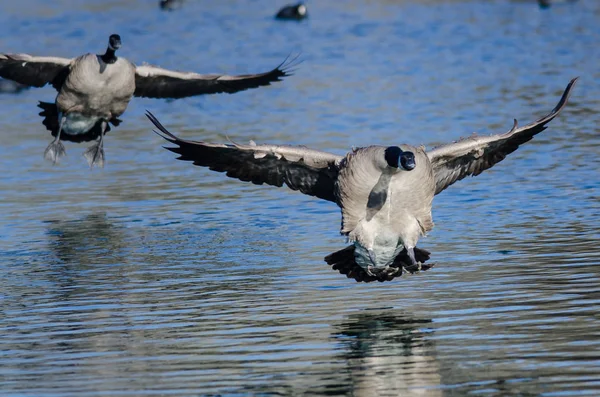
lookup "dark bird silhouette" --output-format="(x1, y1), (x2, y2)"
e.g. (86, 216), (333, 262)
(276, 3), (308, 20)
(160, 0), (183, 11)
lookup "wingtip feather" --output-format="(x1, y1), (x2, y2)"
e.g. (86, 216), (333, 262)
(146, 110), (181, 143)
(276, 52), (303, 76)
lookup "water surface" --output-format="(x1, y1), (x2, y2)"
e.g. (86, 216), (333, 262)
(1, 0), (599, 395)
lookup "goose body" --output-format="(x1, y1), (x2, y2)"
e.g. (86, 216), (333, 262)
(56, 53), (135, 138)
(160, 0), (184, 11)
(58, 54), (135, 123)
(336, 145), (435, 270)
(538, 0), (578, 8)
(147, 78), (577, 283)
(0, 34), (294, 167)
(276, 3), (308, 20)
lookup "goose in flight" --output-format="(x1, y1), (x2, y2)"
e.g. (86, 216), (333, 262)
(147, 78), (577, 283)
(0, 34), (295, 167)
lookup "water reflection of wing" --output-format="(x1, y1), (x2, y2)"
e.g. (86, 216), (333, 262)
(333, 310), (442, 396)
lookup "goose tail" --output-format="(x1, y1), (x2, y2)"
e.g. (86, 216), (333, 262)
(37, 102), (121, 143)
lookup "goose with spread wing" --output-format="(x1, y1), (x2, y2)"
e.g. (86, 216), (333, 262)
(147, 78), (577, 283)
(0, 34), (295, 167)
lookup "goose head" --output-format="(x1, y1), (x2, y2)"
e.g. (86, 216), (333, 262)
(384, 146), (416, 171)
(108, 34), (122, 51)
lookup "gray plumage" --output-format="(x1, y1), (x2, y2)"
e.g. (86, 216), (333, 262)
(0, 34), (294, 167)
(147, 77), (577, 283)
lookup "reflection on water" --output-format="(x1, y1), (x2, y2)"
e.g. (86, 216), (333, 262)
(334, 311), (440, 397)
(1, 0), (600, 395)
(45, 213), (127, 266)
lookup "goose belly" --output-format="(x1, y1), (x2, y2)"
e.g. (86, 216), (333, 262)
(354, 240), (404, 270)
(351, 218), (404, 269)
(62, 113), (101, 135)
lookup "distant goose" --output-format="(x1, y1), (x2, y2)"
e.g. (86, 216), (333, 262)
(147, 78), (577, 283)
(160, 0), (183, 11)
(276, 3), (308, 20)
(538, 0), (578, 8)
(0, 34), (295, 167)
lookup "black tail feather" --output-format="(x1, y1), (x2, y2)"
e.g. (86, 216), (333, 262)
(325, 245), (433, 283)
(37, 102), (121, 143)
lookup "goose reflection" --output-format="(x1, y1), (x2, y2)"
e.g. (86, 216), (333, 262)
(333, 310), (442, 396)
(45, 213), (127, 266)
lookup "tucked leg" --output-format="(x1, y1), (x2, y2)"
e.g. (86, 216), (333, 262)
(367, 264), (402, 280)
(402, 246), (422, 273)
(365, 249), (378, 276)
(44, 114), (67, 164)
(83, 120), (107, 168)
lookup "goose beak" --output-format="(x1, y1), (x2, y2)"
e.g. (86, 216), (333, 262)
(109, 35), (122, 50)
(403, 157), (416, 170)
(400, 152), (416, 171)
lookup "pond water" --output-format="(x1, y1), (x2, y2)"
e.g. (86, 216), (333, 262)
(1, 0), (599, 395)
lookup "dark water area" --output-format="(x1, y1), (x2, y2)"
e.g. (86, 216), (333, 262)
(1, 0), (599, 395)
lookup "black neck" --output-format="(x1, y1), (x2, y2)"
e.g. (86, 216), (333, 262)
(384, 146), (402, 168)
(101, 47), (117, 64)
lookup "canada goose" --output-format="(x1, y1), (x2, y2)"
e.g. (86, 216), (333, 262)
(147, 78), (577, 283)
(159, 0), (183, 11)
(276, 3), (308, 20)
(0, 34), (295, 167)
(538, 0), (578, 8)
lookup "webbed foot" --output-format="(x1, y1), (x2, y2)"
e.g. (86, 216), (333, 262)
(44, 140), (66, 164)
(83, 143), (105, 168)
(403, 262), (435, 274)
(367, 265), (403, 281)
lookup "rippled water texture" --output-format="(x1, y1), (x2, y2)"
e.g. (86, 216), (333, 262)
(1, 0), (599, 395)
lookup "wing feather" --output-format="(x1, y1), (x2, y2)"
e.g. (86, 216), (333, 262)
(428, 77), (578, 195)
(135, 56), (297, 99)
(146, 111), (342, 202)
(0, 54), (71, 90)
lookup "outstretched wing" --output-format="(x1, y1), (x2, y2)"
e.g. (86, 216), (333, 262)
(427, 77), (578, 195)
(0, 53), (71, 90)
(135, 56), (298, 99)
(146, 111), (342, 202)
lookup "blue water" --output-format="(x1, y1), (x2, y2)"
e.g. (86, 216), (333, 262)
(1, 0), (599, 395)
